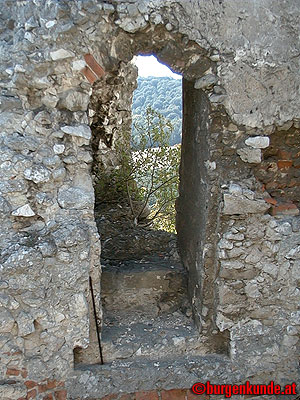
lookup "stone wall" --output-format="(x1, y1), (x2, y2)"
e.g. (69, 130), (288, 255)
(0, 0), (299, 399)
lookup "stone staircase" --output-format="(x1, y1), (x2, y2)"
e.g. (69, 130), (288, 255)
(100, 256), (205, 363)
(72, 254), (231, 399)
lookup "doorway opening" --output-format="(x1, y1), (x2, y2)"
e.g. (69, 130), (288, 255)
(93, 55), (204, 363)
(131, 55), (182, 233)
(74, 29), (230, 366)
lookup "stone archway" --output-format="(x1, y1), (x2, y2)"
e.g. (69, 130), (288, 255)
(72, 24), (229, 366)
(1, 1), (300, 399)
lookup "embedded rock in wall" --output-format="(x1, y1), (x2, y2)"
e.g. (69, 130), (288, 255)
(61, 124), (92, 140)
(57, 186), (94, 209)
(237, 147), (262, 164)
(245, 136), (270, 149)
(222, 183), (270, 215)
(11, 203), (35, 217)
(0, 0), (299, 398)
(59, 90), (90, 112)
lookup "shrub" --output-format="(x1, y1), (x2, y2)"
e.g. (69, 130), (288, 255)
(96, 106), (181, 233)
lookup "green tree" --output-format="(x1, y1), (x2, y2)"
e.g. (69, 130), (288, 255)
(97, 106), (181, 232)
(131, 107), (180, 232)
(132, 76), (182, 145)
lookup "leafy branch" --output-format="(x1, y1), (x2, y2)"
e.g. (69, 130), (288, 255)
(96, 106), (181, 232)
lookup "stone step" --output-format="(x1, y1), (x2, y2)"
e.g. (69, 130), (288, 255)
(100, 311), (205, 363)
(101, 257), (188, 315)
(70, 354), (234, 399)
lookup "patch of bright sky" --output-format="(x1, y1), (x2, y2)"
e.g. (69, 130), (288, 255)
(133, 55), (182, 80)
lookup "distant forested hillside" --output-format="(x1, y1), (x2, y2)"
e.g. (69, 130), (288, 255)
(132, 76), (182, 145)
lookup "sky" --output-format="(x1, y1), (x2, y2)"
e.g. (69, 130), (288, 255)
(134, 55), (182, 79)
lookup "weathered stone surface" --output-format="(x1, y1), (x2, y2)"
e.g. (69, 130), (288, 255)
(223, 193), (270, 215)
(244, 281), (260, 298)
(0, 383), (26, 399)
(59, 90), (90, 111)
(68, 355), (238, 399)
(101, 260), (186, 316)
(17, 311), (35, 336)
(53, 144), (65, 154)
(220, 260), (244, 270)
(0, 196), (11, 215)
(0, 308), (15, 333)
(285, 245), (300, 260)
(245, 136), (270, 149)
(218, 238), (233, 250)
(262, 262), (278, 278)
(43, 155), (61, 169)
(228, 183), (242, 196)
(34, 111), (52, 125)
(28, 76), (51, 89)
(61, 124), (91, 140)
(116, 16), (148, 33)
(11, 204), (35, 217)
(278, 120), (294, 131)
(209, 93), (226, 103)
(237, 147), (262, 163)
(2, 246), (43, 275)
(57, 186), (94, 209)
(41, 93), (58, 108)
(52, 167), (66, 182)
(194, 74), (217, 89)
(24, 165), (51, 184)
(0, 0), (300, 396)
(72, 60), (86, 71)
(0, 95), (22, 112)
(50, 49), (74, 60)
(4, 133), (39, 152)
(275, 221), (292, 235)
(37, 237), (57, 257)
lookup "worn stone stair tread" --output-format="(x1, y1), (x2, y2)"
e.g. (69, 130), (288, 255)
(70, 354), (234, 399)
(101, 311), (205, 362)
(101, 256), (185, 272)
(101, 258), (188, 315)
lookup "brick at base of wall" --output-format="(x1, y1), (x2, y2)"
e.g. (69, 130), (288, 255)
(17, 383), (67, 400)
(17, 380), (67, 400)
(5, 367), (67, 400)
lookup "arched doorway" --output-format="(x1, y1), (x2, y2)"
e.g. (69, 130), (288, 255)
(74, 27), (229, 366)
